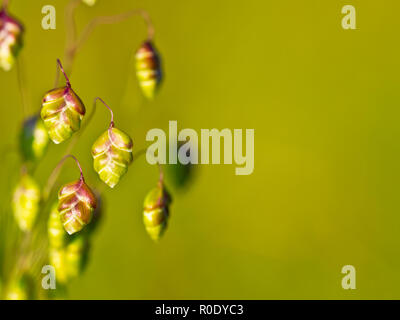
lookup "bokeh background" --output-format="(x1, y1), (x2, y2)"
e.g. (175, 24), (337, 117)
(1, 0), (400, 299)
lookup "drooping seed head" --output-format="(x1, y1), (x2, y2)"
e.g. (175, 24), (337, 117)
(19, 115), (49, 162)
(58, 179), (97, 235)
(47, 202), (68, 249)
(12, 173), (40, 232)
(136, 41), (162, 100)
(92, 127), (133, 188)
(0, 9), (24, 71)
(41, 86), (86, 144)
(143, 184), (172, 242)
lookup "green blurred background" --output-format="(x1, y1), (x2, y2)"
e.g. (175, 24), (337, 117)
(1, 0), (400, 299)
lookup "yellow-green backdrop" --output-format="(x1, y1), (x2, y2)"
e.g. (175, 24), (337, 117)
(1, 0), (400, 299)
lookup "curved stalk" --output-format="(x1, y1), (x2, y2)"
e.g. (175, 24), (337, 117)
(57, 59), (71, 87)
(43, 154), (84, 201)
(93, 97), (114, 129)
(53, 58), (71, 88)
(67, 9), (154, 69)
(63, 0), (81, 74)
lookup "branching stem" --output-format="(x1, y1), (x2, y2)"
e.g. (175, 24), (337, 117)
(68, 9), (154, 64)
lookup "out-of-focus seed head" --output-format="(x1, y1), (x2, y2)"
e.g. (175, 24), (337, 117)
(58, 179), (97, 235)
(49, 235), (89, 284)
(143, 184), (172, 242)
(136, 41), (162, 100)
(65, 233), (89, 279)
(12, 173), (40, 232)
(49, 248), (68, 284)
(19, 115), (49, 162)
(5, 275), (34, 300)
(47, 202), (67, 249)
(92, 127), (133, 188)
(0, 9), (24, 71)
(41, 86), (85, 144)
(82, 0), (97, 6)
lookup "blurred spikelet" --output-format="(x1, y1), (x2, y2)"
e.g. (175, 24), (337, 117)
(136, 41), (162, 100)
(19, 115), (49, 163)
(0, 9), (23, 71)
(65, 234), (89, 279)
(47, 203), (67, 249)
(12, 173), (40, 232)
(82, 0), (97, 6)
(48, 248), (68, 284)
(143, 184), (172, 242)
(5, 274), (34, 300)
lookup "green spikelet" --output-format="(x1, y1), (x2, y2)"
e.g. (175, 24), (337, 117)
(49, 236), (89, 283)
(19, 115), (49, 163)
(136, 41), (162, 100)
(143, 183), (172, 242)
(48, 214), (91, 283)
(47, 203), (67, 249)
(49, 248), (68, 284)
(58, 178), (97, 235)
(5, 275), (34, 300)
(92, 127), (133, 188)
(41, 86), (85, 144)
(0, 9), (24, 71)
(65, 234), (89, 279)
(12, 173), (40, 232)
(82, 0), (97, 6)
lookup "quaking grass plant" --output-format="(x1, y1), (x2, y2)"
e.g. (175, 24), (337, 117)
(0, 0), (190, 300)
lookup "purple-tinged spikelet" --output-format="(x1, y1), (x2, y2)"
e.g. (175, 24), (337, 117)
(143, 183), (172, 242)
(41, 86), (86, 144)
(41, 60), (85, 144)
(136, 41), (162, 100)
(0, 9), (23, 71)
(91, 98), (133, 188)
(58, 179), (97, 235)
